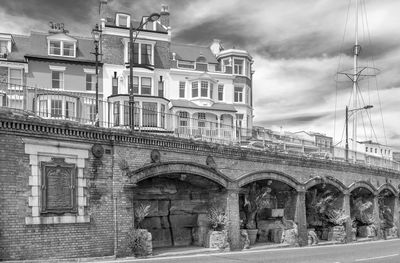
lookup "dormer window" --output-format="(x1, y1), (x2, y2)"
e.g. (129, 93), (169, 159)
(0, 33), (13, 59)
(234, 59), (244, 75)
(116, 13), (130, 27)
(125, 40), (155, 65)
(47, 34), (77, 58)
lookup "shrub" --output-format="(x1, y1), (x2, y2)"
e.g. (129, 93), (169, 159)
(134, 202), (151, 229)
(126, 228), (152, 257)
(208, 206), (228, 231)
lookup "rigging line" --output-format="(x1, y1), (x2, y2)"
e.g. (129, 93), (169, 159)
(358, 83), (380, 144)
(334, 0), (353, 145)
(356, 85), (368, 140)
(339, 89), (354, 148)
(362, 0), (388, 145)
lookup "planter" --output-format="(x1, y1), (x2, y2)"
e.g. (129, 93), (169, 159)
(127, 228), (153, 257)
(358, 225), (375, 238)
(205, 230), (227, 249)
(327, 226), (346, 243)
(240, 229), (250, 249)
(246, 229), (258, 245)
(265, 208), (285, 218)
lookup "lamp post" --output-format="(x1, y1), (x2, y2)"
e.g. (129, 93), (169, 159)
(345, 104), (373, 162)
(91, 24), (102, 127)
(129, 13), (160, 131)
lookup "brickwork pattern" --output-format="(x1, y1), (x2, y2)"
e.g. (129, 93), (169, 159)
(0, 134), (114, 260)
(1, 113), (400, 260)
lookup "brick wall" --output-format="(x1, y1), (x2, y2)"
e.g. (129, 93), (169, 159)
(0, 134), (114, 260)
(1, 113), (400, 260)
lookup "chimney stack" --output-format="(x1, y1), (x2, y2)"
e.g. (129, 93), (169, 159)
(160, 4), (170, 28)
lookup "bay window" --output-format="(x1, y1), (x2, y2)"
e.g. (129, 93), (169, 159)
(200, 81), (208, 97)
(192, 82), (198, 97)
(51, 100), (62, 118)
(179, 81), (185, 98)
(234, 86), (244, 103)
(179, 111), (188, 127)
(218, 85), (224, 101)
(234, 59), (244, 75)
(191, 80), (216, 99)
(128, 76), (152, 95)
(142, 102), (157, 127)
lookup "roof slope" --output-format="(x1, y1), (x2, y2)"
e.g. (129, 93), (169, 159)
(171, 43), (218, 63)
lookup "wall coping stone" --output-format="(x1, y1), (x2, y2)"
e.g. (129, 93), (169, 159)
(1, 109), (400, 179)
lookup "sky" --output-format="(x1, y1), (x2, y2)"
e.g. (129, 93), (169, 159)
(1, 0), (399, 150)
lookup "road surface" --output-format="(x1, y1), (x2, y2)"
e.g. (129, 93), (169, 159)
(102, 239), (400, 263)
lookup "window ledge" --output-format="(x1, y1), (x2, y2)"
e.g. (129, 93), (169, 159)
(25, 215), (90, 225)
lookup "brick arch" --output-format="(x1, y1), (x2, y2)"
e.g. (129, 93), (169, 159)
(377, 183), (399, 196)
(236, 170), (301, 190)
(128, 161), (231, 188)
(348, 181), (377, 195)
(304, 176), (347, 193)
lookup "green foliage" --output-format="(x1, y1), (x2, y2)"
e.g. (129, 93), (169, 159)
(207, 206), (228, 231)
(134, 202), (151, 229)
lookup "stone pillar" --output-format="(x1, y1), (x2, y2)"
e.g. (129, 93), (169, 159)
(343, 191), (353, 243)
(394, 195), (400, 238)
(373, 194), (381, 239)
(295, 188), (307, 246)
(226, 186), (241, 250)
(217, 115), (221, 139)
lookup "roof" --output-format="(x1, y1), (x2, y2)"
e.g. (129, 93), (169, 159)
(6, 31), (96, 63)
(171, 43), (218, 64)
(170, 99), (237, 112)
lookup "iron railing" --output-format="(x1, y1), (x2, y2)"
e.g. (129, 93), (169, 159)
(1, 81), (399, 171)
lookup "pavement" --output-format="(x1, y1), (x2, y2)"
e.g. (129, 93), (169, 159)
(5, 239), (400, 263)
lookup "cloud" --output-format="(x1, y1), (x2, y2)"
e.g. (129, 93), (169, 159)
(0, 0), (399, 149)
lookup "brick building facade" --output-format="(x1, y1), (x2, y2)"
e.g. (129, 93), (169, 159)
(1, 111), (399, 260)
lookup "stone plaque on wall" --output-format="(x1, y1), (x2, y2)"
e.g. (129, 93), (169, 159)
(40, 158), (77, 214)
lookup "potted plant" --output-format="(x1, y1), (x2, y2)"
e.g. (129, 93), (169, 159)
(243, 182), (272, 245)
(205, 205), (229, 249)
(352, 197), (376, 238)
(127, 203), (153, 257)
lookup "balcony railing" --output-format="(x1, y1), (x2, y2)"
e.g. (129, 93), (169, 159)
(1, 81), (399, 172)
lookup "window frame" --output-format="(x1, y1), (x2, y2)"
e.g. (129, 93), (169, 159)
(179, 81), (186, 98)
(125, 40), (155, 66)
(48, 40), (76, 57)
(234, 58), (244, 75)
(218, 84), (224, 101)
(234, 85), (244, 103)
(51, 70), (64, 90)
(116, 13), (130, 27)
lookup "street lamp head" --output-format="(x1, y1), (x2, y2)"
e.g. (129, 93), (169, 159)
(364, 105), (373, 110)
(91, 24), (102, 43)
(147, 13), (160, 22)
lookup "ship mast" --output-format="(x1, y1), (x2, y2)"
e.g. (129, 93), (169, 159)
(352, 0), (360, 162)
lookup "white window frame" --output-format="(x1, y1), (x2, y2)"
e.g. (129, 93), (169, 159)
(218, 84), (224, 101)
(179, 81), (186, 98)
(37, 95), (77, 120)
(116, 13), (130, 27)
(234, 85), (244, 103)
(48, 40), (76, 57)
(234, 58), (244, 75)
(124, 39), (155, 65)
(127, 75), (153, 96)
(51, 70), (64, 90)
